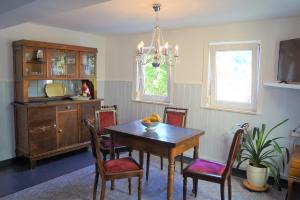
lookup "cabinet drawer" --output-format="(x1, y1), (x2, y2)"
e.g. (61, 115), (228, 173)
(289, 167), (300, 178)
(28, 106), (56, 127)
(57, 104), (77, 111)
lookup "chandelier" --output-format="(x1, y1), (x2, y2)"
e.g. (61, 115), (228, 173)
(136, 3), (179, 68)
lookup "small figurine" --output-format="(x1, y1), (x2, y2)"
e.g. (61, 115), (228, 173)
(82, 82), (91, 97)
(36, 49), (43, 61)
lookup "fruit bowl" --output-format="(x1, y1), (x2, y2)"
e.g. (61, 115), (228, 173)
(140, 121), (159, 131)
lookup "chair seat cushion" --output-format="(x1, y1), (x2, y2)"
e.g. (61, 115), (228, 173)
(186, 159), (225, 176)
(100, 139), (125, 150)
(104, 157), (140, 173)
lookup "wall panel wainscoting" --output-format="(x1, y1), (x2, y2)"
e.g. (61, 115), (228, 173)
(104, 80), (300, 174)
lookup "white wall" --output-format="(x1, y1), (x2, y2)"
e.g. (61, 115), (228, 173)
(105, 17), (300, 83)
(104, 17), (300, 175)
(0, 23), (106, 161)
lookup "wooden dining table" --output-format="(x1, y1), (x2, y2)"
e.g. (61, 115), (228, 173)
(104, 120), (205, 200)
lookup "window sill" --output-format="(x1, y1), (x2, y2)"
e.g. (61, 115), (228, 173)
(201, 105), (261, 115)
(132, 99), (172, 106)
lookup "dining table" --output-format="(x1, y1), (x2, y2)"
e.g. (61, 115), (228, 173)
(104, 120), (205, 200)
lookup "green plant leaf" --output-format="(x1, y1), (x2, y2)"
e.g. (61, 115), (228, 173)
(286, 148), (290, 163)
(262, 119), (288, 146)
(261, 124), (266, 135)
(252, 127), (258, 140)
(236, 158), (248, 169)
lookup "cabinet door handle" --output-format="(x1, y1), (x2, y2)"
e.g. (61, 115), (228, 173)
(53, 124), (57, 128)
(65, 106), (71, 110)
(58, 129), (63, 134)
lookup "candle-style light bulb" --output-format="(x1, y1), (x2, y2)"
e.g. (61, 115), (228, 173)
(137, 41), (144, 54)
(174, 44), (179, 57)
(163, 42), (169, 55)
(164, 42), (169, 49)
(159, 46), (163, 53)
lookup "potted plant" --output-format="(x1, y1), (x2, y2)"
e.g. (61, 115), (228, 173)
(236, 119), (290, 189)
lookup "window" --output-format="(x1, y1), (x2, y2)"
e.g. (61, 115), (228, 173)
(204, 41), (261, 113)
(134, 51), (172, 103)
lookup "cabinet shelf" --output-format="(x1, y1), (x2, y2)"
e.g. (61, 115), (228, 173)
(264, 82), (300, 90)
(26, 60), (46, 64)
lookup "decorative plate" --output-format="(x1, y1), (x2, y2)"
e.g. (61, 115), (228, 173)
(70, 96), (91, 101)
(45, 83), (66, 97)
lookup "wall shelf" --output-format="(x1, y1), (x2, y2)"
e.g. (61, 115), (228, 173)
(264, 82), (300, 90)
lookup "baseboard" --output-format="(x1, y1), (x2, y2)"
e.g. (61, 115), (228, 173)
(0, 157), (17, 168)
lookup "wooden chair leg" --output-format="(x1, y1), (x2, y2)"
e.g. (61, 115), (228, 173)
(160, 155), (163, 170)
(228, 175), (232, 200)
(129, 150), (132, 157)
(146, 152), (150, 181)
(102, 152), (107, 161)
(138, 175), (142, 200)
(93, 165), (99, 200)
(193, 179), (198, 197)
(128, 178), (132, 195)
(220, 183), (225, 200)
(183, 176), (187, 200)
(180, 153), (183, 174)
(100, 180), (106, 200)
(111, 180), (115, 190)
(116, 151), (120, 159)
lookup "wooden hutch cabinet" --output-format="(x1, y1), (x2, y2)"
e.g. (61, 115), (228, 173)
(13, 40), (102, 168)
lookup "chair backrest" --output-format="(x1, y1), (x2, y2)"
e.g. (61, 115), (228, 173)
(84, 119), (105, 177)
(95, 105), (118, 135)
(223, 123), (248, 177)
(163, 107), (188, 128)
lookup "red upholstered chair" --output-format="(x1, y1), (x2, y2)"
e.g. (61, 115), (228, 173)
(95, 105), (132, 160)
(182, 124), (248, 200)
(85, 120), (143, 200)
(146, 107), (188, 180)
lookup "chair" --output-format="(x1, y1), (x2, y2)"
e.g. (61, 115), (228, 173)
(182, 124), (248, 200)
(85, 120), (143, 200)
(146, 107), (188, 180)
(95, 105), (132, 160)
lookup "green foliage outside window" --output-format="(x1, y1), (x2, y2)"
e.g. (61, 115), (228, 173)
(143, 61), (168, 97)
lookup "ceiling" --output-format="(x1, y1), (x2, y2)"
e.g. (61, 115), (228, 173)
(1, 0), (300, 35)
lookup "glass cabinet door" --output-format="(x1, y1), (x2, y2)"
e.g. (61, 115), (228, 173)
(49, 49), (78, 78)
(80, 52), (96, 78)
(23, 47), (47, 78)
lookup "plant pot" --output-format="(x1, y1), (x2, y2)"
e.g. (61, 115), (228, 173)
(246, 164), (269, 187)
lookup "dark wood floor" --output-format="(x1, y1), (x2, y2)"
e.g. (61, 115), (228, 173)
(0, 150), (299, 199)
(0, 149), (94, 198)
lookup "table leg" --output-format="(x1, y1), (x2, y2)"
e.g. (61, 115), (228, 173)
(110, 133), (115, 189)
(110, 133), (115, 160)
(192, 143), (199, 194)
(167, 150), (175, 200)
(193, 143), (199, 159)
(139, 151), (144, 168)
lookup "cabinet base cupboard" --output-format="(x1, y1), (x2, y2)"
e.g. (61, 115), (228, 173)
(14, 100), (101, 168)
(13, 40), (102, 168)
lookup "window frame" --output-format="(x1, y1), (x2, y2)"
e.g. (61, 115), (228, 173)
(204, 41), (261, 113)
(133, 47), (173, 104)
